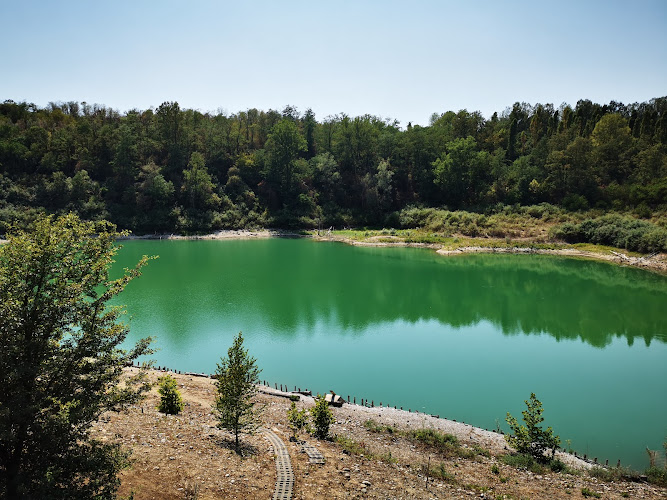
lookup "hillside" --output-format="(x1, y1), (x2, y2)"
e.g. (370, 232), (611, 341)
(96, 368), (667, 499)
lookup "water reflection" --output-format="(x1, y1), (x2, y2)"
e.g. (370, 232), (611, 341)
(115, 239), (667, 349)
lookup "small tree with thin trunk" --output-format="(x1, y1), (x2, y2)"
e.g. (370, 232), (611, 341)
(213, 332), (262, 451)
(505, 393), (561, 462)
(157, 375), (184, 415)
(310, 395), (333, 440)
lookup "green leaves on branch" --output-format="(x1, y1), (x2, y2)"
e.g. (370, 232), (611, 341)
(0, 213), (154, 499)
(505, 393), (561, 462)
(287, 401), (309, 439)
(309, 395), (334, 440)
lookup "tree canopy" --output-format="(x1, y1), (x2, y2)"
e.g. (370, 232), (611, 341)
(1, 97), (666, 233)
(0, 213), (153, 499)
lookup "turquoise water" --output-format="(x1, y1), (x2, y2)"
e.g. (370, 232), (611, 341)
(112, 238), (667, 469)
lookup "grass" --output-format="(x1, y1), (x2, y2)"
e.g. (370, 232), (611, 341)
(406, 428), (481, 459)
(311, 206), (667, 265)
(427, 462), (456, 483)
(363, 419), (395, 434)
(362, 420), (491, 460)
(335, 435), (368, 456)
(581, 487), (601, 498)
(333, 435), (397, 463)
(645, 466), (667, 487)
(588, 465), (641, 483)
(500, 453), (547, 474)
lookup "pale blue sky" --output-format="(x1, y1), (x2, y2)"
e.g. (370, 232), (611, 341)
(2, 0), (666, 126)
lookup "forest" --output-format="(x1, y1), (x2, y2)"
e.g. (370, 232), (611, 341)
(1, 97), (666, 245)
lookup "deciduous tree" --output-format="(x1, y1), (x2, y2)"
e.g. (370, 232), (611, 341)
(0, 213), (153, 499)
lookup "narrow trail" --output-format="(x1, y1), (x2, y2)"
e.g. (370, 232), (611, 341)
(264, 429), (294, 500)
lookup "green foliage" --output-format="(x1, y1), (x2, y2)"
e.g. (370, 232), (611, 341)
(0, 213), (153, 499)
(309, 395), (333, 439)
(500, 453), (546, 474)
(428, 462), (456, 483)
(1, 97), (666, 234)
(287, 401), (309, 438)
(581, 487), (601, 498)
(334, 435), (368, 455)
(551, 214), (667, 253)
(213, 332), (262, 451)
(407, 429), (479, 459)
(157, 375), (184, 415)
(645, 466), (667, 487)
(505, 393), (561, 462)
(363, 419), (395, 434)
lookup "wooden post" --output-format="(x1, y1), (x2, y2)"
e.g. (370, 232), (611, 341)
(605, 459), (608, 466)
(371, 400), (374, 407)
(353, 396), (356, 404)
(617, 459), (621, 467)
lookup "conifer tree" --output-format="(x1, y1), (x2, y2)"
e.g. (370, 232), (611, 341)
(213, 332), (262, 451)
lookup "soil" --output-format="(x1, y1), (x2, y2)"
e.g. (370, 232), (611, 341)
(96, 368), (667, 499)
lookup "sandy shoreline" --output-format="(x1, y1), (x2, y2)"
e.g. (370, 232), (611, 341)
(266, 385), (595, 471)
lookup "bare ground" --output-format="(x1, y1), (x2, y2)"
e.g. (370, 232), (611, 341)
(96, 368), (667, 500)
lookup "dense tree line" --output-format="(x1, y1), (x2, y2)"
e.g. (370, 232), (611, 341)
(1, 97), (666, 233)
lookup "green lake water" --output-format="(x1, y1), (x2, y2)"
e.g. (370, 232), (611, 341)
(112, 238), (667, 469)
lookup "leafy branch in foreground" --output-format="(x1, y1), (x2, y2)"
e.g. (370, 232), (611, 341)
(0, 213), (154, 499)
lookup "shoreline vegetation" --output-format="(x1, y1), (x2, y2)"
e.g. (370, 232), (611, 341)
(104, 366), (667, 499)
(118, 227), (667, 274)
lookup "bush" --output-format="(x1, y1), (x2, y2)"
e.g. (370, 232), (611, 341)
(505, 393), (560, 462)
(581, 487), (601, 498)
(310, 395), (333, 439)
(500, 453), (545, 474)
(287, 401), (309, 439)
(550, 214), (667, 253)
(646, 466), (667, 487)
(157, 375), (184, 415)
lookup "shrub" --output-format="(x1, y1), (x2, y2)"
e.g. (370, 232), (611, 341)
(581, 487), (601, 498)
(505, 393), (560, 462)
(310, 395), (333, 439)
(645, 466), (667, 487)
(500, 453), (545, 474)
(550, 214), (667, 253)
(287, 401), (309, 439)
(157, 375), (184, 415)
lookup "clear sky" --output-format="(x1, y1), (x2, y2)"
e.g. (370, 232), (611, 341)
(2, 0), (666, 126)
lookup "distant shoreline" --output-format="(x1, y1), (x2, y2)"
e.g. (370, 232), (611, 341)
(121, 229), (667, 275)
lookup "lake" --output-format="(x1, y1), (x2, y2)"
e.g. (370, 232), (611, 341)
(112, 238), (667, 469)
